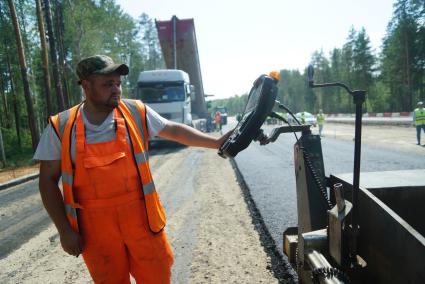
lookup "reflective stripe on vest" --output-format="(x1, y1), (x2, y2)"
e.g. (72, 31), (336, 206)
(135, 153), (148, 164)
(415, 108), (425, 125)
(49, 108), (72, 140)
(49, 103), (82, 232)
(143, 182), (155, 195)
(62, 172), (73, 186)
(117, 100), (166, 233)
(49, 99), (165, 233)
(122, 100), (148, 149)
(65, 204), (77, 218)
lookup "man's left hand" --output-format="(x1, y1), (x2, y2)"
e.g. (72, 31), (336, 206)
(216, 129), (234, 149)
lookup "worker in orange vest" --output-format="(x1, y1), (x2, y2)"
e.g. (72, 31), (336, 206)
(34, 55), (232, 284)
(214, 110), (222, 131)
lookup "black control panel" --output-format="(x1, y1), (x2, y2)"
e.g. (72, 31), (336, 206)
(218, 74), (278, 158)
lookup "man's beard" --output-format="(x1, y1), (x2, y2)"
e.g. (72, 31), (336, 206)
(106, 94), (120, 108)
(90, 88), (120, 109)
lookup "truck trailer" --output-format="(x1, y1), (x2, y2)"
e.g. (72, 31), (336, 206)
(155, 16), (209, 121)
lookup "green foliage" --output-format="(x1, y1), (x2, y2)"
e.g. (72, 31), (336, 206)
(381, 0), (424, 111)
(207, 94), (248, 117)
(0, 0), (166, 166)
(62, 0), (142, 101)
(215, 1), (422, 115)
(0, 0), (424, 167)
(1, 127), (35, 167)
(278, 69), (313, 113)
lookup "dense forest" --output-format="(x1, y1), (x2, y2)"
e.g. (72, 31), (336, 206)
(0, 0), (164, 165)
(0, 0), (423, 166)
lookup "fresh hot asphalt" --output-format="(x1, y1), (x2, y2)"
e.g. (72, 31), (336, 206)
(231, 126), (425, 258)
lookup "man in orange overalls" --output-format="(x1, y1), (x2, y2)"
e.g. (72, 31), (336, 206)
(34, 55), (232, 283)
(214, 110), (222, 131)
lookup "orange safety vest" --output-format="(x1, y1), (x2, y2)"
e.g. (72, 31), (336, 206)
(215, 112), (221, 124)
(49, 99), (166, 233)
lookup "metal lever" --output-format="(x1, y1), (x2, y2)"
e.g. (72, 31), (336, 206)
(333, 183), (345, 213)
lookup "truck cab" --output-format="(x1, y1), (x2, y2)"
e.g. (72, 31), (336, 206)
(135, 69), (194, 139)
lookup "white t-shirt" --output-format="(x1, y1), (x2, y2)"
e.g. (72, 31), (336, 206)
(33, 105), (167, 161)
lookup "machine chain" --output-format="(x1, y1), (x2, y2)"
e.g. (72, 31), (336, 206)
(301, 147), (333, 209)
(312, 267), (350, 284)
(311, 267), (350, 284)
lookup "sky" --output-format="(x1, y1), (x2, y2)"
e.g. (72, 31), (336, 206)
(116, 0), (396, 99)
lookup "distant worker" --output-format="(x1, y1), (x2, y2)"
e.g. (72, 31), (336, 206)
(215, 111), (222, 131)
(413, 101), (425, 145)
(34, 55), (232, 283)
(316, 109), (325, 137)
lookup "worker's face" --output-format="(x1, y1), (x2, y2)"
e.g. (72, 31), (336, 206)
(82, 74), (122, 110)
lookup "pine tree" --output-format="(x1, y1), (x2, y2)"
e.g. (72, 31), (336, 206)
(6, 0), (39, 150)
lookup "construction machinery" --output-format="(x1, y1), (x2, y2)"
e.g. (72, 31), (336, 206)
(218, 69), (425, 283)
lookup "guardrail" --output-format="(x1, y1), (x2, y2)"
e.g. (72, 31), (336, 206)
(326, 112), (413, 118)
(325, 112), (413, 126)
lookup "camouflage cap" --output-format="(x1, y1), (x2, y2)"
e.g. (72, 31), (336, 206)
(76, 55), (129, 84)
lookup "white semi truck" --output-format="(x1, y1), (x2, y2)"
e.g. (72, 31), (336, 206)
(136, 69), (195, 140)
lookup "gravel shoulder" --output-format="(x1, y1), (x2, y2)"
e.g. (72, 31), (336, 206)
(0, 164), (39, 184)
(317, 122), (425, 156)
(0, 144), (279, 283)
(0, 123), (422, 283)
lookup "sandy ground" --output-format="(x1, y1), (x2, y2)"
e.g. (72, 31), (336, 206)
(0, 122), (422, 283)
(0, 145), (279, 283)
(0, 164), (39, 184)
(0, 122), (420, 184)
(314, 122), (424, 155)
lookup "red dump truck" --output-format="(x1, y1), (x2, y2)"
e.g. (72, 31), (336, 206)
(155, 16), (209, 127)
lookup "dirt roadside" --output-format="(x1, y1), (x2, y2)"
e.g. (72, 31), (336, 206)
(0, 123), (422, 283)
(0, 164), (39, 184)
(318, 122), (425, 155)
(0, 145), (281, 283)
(0, 122), (421, 184)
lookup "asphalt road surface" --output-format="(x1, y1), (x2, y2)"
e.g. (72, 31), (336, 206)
(0, 179), (50, 259)
(1, 118), (424, 283)
(225, 119), (425, 257)
(0, 145), (285, 283)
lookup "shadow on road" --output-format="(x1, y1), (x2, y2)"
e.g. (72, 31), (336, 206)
(148, 141), (187, 157)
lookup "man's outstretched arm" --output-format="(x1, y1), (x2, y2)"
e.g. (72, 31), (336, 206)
(39, 160), (82, 256)
(158, 121), (232, 149)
